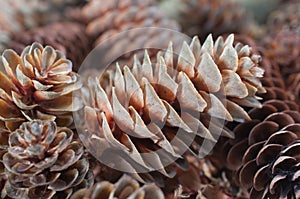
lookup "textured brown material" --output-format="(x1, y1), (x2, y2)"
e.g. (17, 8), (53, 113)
(287, 73), (300, 104)
(267, 1), (300, 33)
(262, 30), (300, 78)
(226, 100), (300, 198)
(79, 0), (182, 66)
(2, 120), (93, 199)
(79, 34), (265, 187)
(70, 174), (164, 199)
(0, 43), (82, 131)
(160, 0), (250, 40)
(8, 22), (91, 71)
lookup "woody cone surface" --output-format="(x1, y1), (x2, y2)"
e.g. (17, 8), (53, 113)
(71, 174), (164, 199)
(78, 34), (265, 186)
(0, 43), (82, 131)
(9, 22), (91, 71)
(2, 120), (93, 199)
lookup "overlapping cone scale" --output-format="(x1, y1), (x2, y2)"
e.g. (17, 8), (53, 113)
(2, 120), (93, 199)
(224, 99), (300, 199)
(0, 42), (82, 131)
(80, 34), (265, 185)
(71, 174), (164, 199)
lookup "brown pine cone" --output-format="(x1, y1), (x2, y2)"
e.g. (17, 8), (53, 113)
(70, 174), (164, 199)
(262, 30), (300, 79)
(225, 100), (300, 198)
(0, 43), (82, 131)
(267, 1), (300, 33)
(78, 34), (265, 188)
(2, 120), (93, 199)
(160, 0), (251, 40)
(8, 22), (92, 71)
(79, 0), (183, 67)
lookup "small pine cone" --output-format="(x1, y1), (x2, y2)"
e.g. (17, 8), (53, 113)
(287, 73), (300, 104)
(262, 30), (300, 79)
(70, 175), (164, 199)
(8, 22), (91, 71)
(267, 1), (300, 33)
(0, 43), (82, 131)
(79, 34), (265, 186)
(2, 120), (93, 199)
(225, 100), (300, 199)
(160, 0), (249, 39)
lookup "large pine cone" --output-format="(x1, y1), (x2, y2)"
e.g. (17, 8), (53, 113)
(71, 174), (164, 199)
(77, 34), (265, 186)
(8, 22), (91, 71)
(225, 100), (300, 198)
(2, 120), (93, 199)
(0, 43), (82, 131)
(79, 0), (183, 67)
(160, 0), (250, 39)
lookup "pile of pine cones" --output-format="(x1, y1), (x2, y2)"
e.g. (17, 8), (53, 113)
(0, 0), (299, 198)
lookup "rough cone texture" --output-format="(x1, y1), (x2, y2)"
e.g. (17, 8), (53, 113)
(2, 120), (93, 199)
(226, 100), (300, 198)
(79, 34), (265, 186)
(287, 73), (300, 104)
(71, 174), (164, 199)
(80, 0), (182, 67)
(0, 43), (82, 131)
(8, 22), (91, 71)
(160, 0), (249, 39)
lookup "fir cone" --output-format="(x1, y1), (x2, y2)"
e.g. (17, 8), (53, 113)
(225, 100), (300, 198)
(80, 0), (182, 67)
(262, 30), (300, 79)
(71, 174), (164, 199)
(78, 34), (265, 187)
(2, 120), (93, 199)
(8, 22), (91, 71)
(0, 42), (82, 131)
(160, 0), (251, 39)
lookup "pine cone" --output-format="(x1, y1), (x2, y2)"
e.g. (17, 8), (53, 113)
(160, 0), (250, 39)
(8, 22), (91, 71)
(226, 100), (300, 198)
(262, 30), (300, 79)
(267, 1), (300, 33)
(287, 73), (300, 104)
(78, 34), (265, 186)
(79, 0), (182, 67)
(2, 120), (93, 199)
(0, 42), (82, 131)
(70, 174), (164, 199)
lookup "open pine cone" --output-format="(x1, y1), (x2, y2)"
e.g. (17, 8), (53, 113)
(77, 34), (265, 187)
(2, 120), (93, 199)
(160, 0), (250, 39)
(71, 174), (164, 199)
(8, 22), (91, 71)
(0, 42), (82, 131)
(225, 100), (300, 198)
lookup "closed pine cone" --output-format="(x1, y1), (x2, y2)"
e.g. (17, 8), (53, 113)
(8, 22), (92, 71)
(0, 43), (82, 131)
(2, 120), (93, 199)
(78, 34), (265, 187)
(80, 0), (183, 67)
(225, 100), (300, 198)
(160, 0), (249, 39)
(71, 174), (164, 199)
